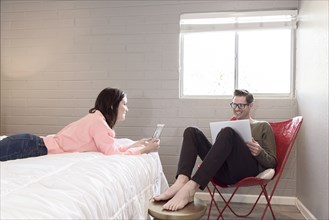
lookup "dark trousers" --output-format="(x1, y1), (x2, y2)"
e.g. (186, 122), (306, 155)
(0, 134), (47, 162)
(177, 127), (259, 190)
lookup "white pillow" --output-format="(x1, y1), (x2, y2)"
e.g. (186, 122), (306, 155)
(0, 135), (8, 141)
(256, 168), (275, 179)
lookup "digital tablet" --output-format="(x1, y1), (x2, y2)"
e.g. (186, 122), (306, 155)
(209, 119), (252, 143)
(152, 124), (165, 139)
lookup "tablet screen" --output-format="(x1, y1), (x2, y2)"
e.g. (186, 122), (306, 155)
(209, 119), (252, 143)
(152, 124), (165, 139)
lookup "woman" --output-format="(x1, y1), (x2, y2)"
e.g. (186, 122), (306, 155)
(0, 87), (160, 162)
(154, 89), (276, 211)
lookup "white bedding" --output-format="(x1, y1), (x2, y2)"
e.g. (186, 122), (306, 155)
(0, 137), (168, 219)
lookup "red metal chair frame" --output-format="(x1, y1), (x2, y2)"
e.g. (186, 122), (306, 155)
(206, 116), (303, 220)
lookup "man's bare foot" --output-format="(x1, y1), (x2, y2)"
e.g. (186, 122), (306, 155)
(153, 175), (189, 201)
(162, 180), (199, 211)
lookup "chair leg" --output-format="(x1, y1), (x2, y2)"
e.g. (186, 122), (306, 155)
(260, 185), (276, 220)
(206, 185), (225, 220)
(206, 185), (214, 220)
(213, 185), (242, 220)
(224, 184), (269, 218)
(207, 182), (276, 220)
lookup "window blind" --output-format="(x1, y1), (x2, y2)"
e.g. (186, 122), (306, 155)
(180, 10), (298, 33)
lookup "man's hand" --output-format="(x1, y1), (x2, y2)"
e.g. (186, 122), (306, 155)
(245, 139), (262, 156)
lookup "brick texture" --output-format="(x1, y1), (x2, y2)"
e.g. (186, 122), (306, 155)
(1, 0), (299, 197)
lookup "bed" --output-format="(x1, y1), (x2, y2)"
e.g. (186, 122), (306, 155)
(0, 137), (168, 219)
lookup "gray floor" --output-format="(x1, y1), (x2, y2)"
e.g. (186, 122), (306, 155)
(201, 202), (305, 220)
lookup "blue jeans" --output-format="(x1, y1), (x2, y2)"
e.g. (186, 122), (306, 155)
(0, 134), (48, 162)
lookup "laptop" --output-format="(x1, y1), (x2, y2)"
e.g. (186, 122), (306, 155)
(209, 119), (252, 143)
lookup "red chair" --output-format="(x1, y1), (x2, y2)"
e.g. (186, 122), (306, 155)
(206, 116), (303, 220)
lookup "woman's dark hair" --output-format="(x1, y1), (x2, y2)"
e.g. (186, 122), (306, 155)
(89, 87), (126, 128)
(233, 89), (254, 104)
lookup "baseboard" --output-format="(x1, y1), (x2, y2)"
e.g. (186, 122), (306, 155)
(295, 198), (317, 220)
(196, 192), (296, 205)
(196, 192), (317, 220)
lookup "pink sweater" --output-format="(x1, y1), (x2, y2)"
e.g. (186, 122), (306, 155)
(43, 110), (139, 155)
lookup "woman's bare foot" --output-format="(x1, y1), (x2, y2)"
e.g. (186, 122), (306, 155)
(153, 175), (189, 201)
(162, 180), (199, 211)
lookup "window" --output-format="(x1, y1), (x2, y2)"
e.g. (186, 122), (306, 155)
(179, 10), (298, 98)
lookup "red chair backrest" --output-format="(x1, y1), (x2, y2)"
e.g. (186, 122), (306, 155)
(269, 116), (303, 178)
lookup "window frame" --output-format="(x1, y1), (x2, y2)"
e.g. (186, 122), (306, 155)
(179, 10), (298, 99)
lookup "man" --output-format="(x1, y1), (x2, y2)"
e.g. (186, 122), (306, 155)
(154, 89), (277, 211)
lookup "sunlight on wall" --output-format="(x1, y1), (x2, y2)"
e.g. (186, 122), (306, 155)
(2, 47), (53, 78)
(1, 36), (73, 79)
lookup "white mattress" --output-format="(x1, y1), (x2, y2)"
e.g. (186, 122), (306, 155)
(0, 137), (168, 219)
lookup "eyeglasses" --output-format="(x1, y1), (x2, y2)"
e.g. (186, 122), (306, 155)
(230, 102), (249, 109)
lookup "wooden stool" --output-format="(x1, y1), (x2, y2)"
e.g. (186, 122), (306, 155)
(148, 197), (207, 220)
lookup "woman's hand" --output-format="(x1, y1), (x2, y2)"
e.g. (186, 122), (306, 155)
(129, 138), (150, 148)
(245, 139), (262, 156)
(140, 138), (160, 154)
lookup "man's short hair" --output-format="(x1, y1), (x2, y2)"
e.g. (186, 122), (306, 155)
(233, 89), (254, 104)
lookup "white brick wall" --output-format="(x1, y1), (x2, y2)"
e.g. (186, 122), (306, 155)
(1, 0), (299, 196)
